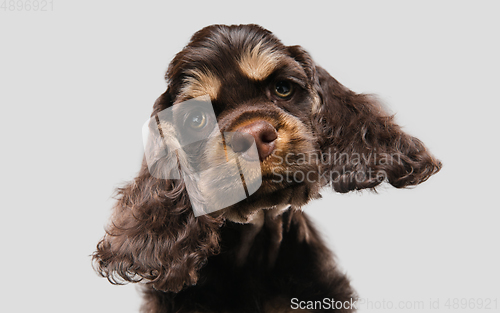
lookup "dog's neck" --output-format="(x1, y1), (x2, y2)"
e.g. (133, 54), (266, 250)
(232, 204), (291, 267)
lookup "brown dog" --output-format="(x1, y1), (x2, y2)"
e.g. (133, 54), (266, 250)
(93, 24), (441, 312)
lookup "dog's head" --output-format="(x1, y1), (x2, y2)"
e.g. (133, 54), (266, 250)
(93, 24), (441, 292)
(152, 24), (324, 222)
(152, 24), (441, 221)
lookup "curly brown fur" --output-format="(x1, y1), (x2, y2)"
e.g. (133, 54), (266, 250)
(93, 24), (441, 312)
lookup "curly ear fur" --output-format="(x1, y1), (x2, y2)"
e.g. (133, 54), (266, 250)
(313, 66), (442, 192)
(92, 94), (223, 293)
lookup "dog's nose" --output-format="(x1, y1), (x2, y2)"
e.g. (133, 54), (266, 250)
(230, 121), (278, 161)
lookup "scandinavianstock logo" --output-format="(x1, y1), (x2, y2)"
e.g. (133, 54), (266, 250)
(142, 95), (262, 217)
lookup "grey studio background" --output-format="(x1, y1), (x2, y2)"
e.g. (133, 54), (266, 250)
(1, 1), (498, 312)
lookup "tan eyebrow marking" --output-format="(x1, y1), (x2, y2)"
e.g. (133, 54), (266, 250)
(238, 42), (281, 81)
(180, 67), (221, 100)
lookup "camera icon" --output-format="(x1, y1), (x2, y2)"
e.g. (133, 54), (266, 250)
(142, 95), (262, 216)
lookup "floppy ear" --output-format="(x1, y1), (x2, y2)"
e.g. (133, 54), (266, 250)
(92, 94), (223, 293)
(312, 66), (442, 193)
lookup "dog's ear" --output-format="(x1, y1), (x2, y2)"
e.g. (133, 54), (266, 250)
(288, 44), (441, 192)
(92, 94), (222, 293)
(312, 66), (442, 192)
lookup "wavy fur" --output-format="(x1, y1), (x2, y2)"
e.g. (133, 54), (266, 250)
(93, 24), (441, 313)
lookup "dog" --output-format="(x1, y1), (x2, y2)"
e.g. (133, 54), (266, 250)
(93, 24), (441, 312)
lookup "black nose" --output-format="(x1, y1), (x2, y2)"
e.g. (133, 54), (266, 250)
(230, 120), (278, 161)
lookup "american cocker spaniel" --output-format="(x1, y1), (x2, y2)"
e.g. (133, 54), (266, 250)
(93, 24), (441, 313)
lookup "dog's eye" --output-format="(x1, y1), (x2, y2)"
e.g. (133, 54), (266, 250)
(274, 81), (294, 98)
(187, 110), (207, 130)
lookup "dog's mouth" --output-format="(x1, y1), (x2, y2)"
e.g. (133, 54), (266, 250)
(191, 140), (320, 216)
(260, 157), (321, 187)
(219, 158), (322, 224)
